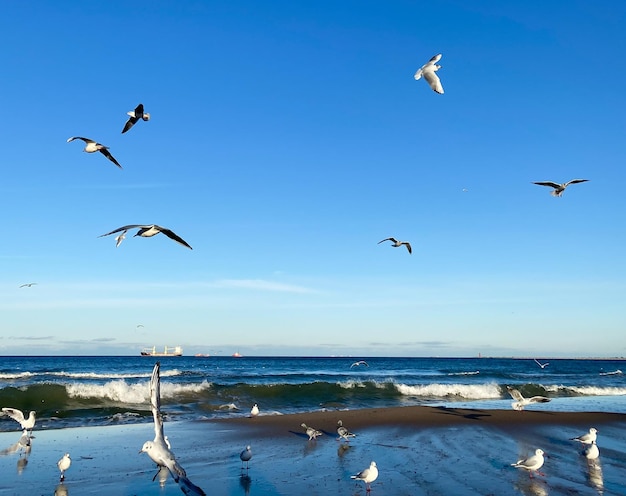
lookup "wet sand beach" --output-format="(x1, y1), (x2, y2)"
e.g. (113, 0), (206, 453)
(0, 406), (625, 495)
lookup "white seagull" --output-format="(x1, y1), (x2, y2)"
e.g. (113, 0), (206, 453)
(140, 362), (206, 496)
(534, 359), (549, 369)
(1, 408), (36, 433)
(301, 423), (323, 441)
(378, 237), (412, 254)
(351, 461), (378, 492)
(239, 445), (252, 470)
(99, 225), (192, 250)
(337, 420), (356, 442)
(571, 427), (598, 445)
(506, 386), (551, 411)
(250, 404), (259, 418)
(122, 103), (151, 134)
(114, 229), (127, 248)
(57, 453), (71, 481)
(533, 179), (589, 197)
(511, 449), (545, 478)
(67, 137), (122, 169)
(414, 53), (444, 94)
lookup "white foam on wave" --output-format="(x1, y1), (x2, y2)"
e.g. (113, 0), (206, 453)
(395, 382), (501, 399)
(544, 385), (626, 396)
(51, 369), (182, 380)
(66, 379), (212, 404)
(0, 372), (34, 380)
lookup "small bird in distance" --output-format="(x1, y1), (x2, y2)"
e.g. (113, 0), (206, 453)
(378, 237), (412, 254)
(19, 283), (37, 288)
(533, 179), (589, 197)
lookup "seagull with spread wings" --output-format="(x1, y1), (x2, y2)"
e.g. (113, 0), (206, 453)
(67, 137), (122, 169)
(122, 103), (151, 134)
(414, 53), (444, 94)
(140, 362), (206, 495)
(378, 237), (412, 254)
(1, 408), (36, 434)
(533, 179), (589, 197)
(506, 386), (551, 411)
(99, 225), (192, 250)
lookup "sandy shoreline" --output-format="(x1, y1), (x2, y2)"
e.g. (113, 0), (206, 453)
(1, 406), (625, 495)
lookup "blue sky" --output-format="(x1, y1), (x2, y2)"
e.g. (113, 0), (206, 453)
(1, 1), (625, 357)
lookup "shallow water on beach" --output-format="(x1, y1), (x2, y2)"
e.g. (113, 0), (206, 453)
(1, 356), (624, 431)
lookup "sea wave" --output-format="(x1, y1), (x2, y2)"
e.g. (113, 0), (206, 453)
(0, 372), (35, 380)
(544, 385), (626, 396)
(395, 382), (502, 400)
(66, 380), (212, 404)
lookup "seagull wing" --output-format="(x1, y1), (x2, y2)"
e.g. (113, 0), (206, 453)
(378, 237), (397, 244)
(150, 362), (165, 443)
(98, 148), (122, 168)
(423, 71), (444, 94)
(427, 53), (442, 64)
(156, 226), (193, 250)
(413, 67), (423, 80)
(563, 179), (589, 187)
(403, 242), (412, 254)
(528, 395), (551, 403)
(66, 136), (93, 144)
(99, 225), (145, 237)
(1, 408), (25, 425)
(122, 116), (139, 134)
(533, 181), (561, 189)
(507, 387), (524, 402)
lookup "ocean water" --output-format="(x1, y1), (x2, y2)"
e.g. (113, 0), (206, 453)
(0, 356), (624, 432)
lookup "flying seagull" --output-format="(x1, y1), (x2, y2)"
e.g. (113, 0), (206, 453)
(533, 179), (589, 197)
(378, 237), (412, 254)
(571, 427), (598, 445)
(414, 53), (444, 94)
(122, 103), (151, 134)
(337, 420), (356, 442)
(350, 360), (369, 368)
(533, 359), (549, 369)
(57, 453), (71, 481)
(114, 229), (127, 248)
(506, 386), (550, 411)
(351, 461), (378, 492)
(1, 408), (36, 433)
(99, 225), (192, 250)
(511, 449), (545, 478)
(301, 423), (322, 441)
(239, 445), (252, 470)
(67, 137), (122, 169)
(19, 283), (37, 288)
(140, 362), (206, 495)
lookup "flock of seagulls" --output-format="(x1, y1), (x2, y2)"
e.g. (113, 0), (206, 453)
(65, 104), (193, 251)
(511, 427), (601, 479)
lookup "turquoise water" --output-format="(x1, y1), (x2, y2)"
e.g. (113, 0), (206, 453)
(1, 356), (624, 431)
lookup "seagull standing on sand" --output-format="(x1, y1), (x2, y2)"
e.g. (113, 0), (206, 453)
(57, 453), (71, 481)
(67, 137), (122, 169)
(337, 420), (356, 442)
(239, 445), (252, 470)
(414, 53), (444, 94)
(99, 225), (193, 250)
(122, 103), (151, 133)
(511, 449), (545, 478)
(534, 359), (549, 369)
(506, 386), (551, 411)
(250, 404), (259, 418)
(351, 461), (378, 492)
(378, 237), (412, 254)
(571, 427), (598, 445)
(140, 362), (206, 496)
(301, 423), (322, 441)
(1, 408), (36, 434)
(533, 179), (589, 197)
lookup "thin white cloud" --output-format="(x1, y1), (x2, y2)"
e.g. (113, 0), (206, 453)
(215, 279), (316, 293)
